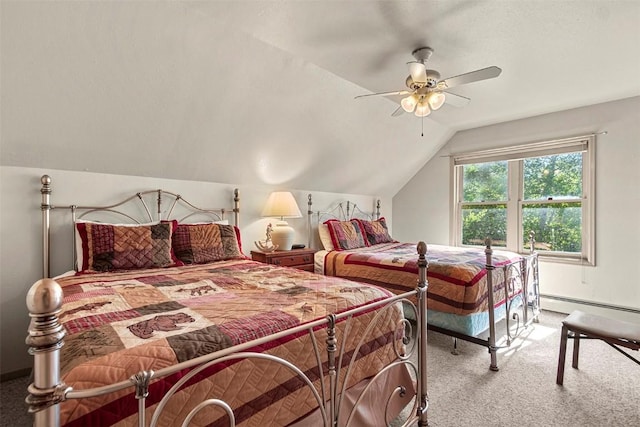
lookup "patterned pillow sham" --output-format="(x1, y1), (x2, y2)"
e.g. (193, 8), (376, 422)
(324, 219), (369, 251)
(76, 220), (180, 272)
(358, 217), (395, 245)
(172, 222), (243, 264)
(318, 223), (335, 251)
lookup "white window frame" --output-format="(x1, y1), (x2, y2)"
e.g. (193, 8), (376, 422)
(451, 135), (595, 266)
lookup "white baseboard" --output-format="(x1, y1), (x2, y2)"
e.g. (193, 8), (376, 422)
(541, 296), (640, 323)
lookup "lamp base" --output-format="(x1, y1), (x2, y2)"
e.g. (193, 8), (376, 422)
(270, 220), (295, 251)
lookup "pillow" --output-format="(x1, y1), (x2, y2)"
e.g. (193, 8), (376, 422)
(358, 217), (395, 245)
(76, 220), (180, 272)
(172, 222), (243, 264)
(324, 219), (368, 251)
(318, 223), (335, 251)
(75, 220), (161, 271)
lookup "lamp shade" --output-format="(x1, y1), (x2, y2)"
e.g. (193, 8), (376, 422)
(261, 192), (301, 251)
(414, 102), (431, 117)
(428, 92), (446, 110)
(401, 94), (418, 113)
(261, 192), (302, 219)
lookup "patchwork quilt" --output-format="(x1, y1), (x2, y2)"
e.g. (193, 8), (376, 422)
(323, 242), (524, 316)
(55, 259), (405, 426)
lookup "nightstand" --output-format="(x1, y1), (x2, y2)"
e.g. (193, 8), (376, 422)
(250, 248), (316, 272)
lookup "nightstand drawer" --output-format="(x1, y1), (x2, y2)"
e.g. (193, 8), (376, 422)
(250, 248), (317, 271)
(271, 253), (313, 267)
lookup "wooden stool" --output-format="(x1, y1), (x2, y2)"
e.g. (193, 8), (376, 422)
(556, 310), (640, 385)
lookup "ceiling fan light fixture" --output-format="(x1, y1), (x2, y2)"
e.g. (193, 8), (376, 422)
(428, 92), (446, 110)
(415, 102), (431, 117)
(401, 94), (418, 113)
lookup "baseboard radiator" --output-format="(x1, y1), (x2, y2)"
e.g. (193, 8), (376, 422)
(540, 293), (640, 315)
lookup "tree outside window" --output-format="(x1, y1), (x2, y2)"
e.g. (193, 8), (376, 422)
(453, 136), (594, 264)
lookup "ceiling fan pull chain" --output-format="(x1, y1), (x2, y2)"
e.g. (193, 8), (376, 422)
(421, 114), (424, 137)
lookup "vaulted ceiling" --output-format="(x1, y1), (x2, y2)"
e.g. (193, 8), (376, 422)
(2, 1), (639, 197)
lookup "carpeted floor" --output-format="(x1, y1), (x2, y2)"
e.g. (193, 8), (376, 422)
(1, 310), (638, 426)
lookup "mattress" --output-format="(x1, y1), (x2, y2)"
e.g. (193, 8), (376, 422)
(317, 242), (525, 335)
(54, 259), (408, 426)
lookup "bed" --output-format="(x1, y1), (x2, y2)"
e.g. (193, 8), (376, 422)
(307, 196), (540, 371)
(25, 176), (430, 427)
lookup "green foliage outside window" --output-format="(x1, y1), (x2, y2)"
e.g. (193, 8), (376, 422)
(522, 202), (582, 252)
(462, 153), (583, 253)
(462, 204), (507, 247)
(523, 153), (582, 200)
(463, 161), (508, 202)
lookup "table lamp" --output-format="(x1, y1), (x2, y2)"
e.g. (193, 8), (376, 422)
(261, 191), (302, 251)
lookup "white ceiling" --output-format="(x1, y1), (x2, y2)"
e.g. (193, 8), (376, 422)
(2, 1), (639, 197)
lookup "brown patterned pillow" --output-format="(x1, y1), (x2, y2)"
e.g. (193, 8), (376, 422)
(76, 221), (180, 272)
(324, 219), (368, 251)
(357, 217), (395, 245)
(172, 223), (243, 264)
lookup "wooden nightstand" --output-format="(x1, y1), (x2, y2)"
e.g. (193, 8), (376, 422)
(250, 248), (316, 272)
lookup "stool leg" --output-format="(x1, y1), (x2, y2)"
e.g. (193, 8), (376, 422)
(572, 332), (580, 369)
(557, 324), (569, 385)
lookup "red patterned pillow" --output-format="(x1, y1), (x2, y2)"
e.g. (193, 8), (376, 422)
(76, 220), (180, 272)
(358, 217), (395, 245)
(172, 223), (243, 264)
(324, 219), (368, 251)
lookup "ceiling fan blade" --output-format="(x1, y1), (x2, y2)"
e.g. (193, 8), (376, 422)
(354, 90), (410, 99)
(391, 105), (405, 117)
(407, 61), (427, 84)
(437, 66), (502, 90)
(443, 91), (471, 107)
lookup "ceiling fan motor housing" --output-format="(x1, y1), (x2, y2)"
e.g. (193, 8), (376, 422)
(411, 47), (434, 62)
(406, 69), (441, 89)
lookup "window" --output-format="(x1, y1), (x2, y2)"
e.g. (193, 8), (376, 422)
(452, 135), (595, 265)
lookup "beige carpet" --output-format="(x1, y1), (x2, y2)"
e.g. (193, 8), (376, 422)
(392, 310), (640, 427)
(2, 310), (639, 426)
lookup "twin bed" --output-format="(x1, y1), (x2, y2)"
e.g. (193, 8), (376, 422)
(25, 175), (539, 426)
(25, 176), (429, 427)
(307, 197), (540, 371)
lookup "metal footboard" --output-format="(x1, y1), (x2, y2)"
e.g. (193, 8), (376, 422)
(429, 233), (540, 371)
(26, 244), (430, 426)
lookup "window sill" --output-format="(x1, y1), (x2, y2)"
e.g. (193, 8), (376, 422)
(533, 253), (594, 267)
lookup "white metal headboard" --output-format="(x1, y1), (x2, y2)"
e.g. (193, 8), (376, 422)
(305, 194), (380, 248)
(39, 175), (240, 277)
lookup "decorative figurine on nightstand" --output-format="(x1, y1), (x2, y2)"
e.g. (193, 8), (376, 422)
(254, 223), (279, 252)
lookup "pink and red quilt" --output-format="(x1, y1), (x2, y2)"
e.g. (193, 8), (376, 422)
(55, 259), (405, 426)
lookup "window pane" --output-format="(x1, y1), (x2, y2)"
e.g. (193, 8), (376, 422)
(463, 161), (508, 202)
(522, 202), (582, 253)
(523, 153), (582, 200)
(462, 204), (507, 247)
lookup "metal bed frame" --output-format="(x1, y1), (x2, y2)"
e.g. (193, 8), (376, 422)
(25, 175), (431, 426)
(307, 194), (541, 371)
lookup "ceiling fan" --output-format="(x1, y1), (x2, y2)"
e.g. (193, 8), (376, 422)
(355, 47), (502, 118)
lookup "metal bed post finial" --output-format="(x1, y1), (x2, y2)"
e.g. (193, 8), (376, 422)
(307, 194), (313, 249)
(416, 241), (429, 426)
(325, 314), (337, 424)
(484, 237), (499, 371)
(156, 189), (162, 220)
(41, 175), (52, 278)
(529, 230), (536, 255)
(233, 188), (240, 227)
(26, 278), (68, 427)
(376, 199), (381, 220)
(130, 370), (154, 427)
